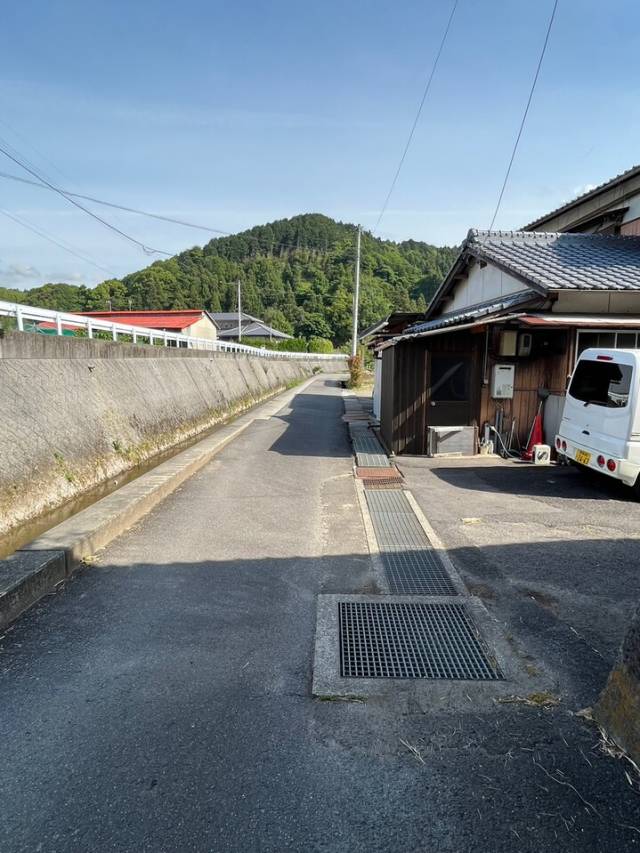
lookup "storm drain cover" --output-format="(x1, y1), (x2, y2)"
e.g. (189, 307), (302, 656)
(365, 489), (412, 513)
(356, 467), (403, 481)
(339, 601), (501, 680)
(350, 430), (389, 468)
(368, 507), (434, 551)
(382, 551), (457, 595)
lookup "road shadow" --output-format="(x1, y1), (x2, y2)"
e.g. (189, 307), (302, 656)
(424, 460), (634, 502)
(269, 386), (353, 458)
(0, 542), (639, 851)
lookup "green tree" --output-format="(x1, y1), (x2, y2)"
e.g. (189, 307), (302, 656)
(2, 213), (458, 346)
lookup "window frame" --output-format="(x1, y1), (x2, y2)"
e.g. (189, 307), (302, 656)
(575, 328), (640, 364)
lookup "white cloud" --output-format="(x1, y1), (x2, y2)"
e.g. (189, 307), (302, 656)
(44, 270), (84, 283)
(0, 262), (41, 285)
(572, 183), (598, 197)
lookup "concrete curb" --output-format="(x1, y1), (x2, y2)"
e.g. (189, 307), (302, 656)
(0, 551), (66, 633)
(0, 375), (323, 632)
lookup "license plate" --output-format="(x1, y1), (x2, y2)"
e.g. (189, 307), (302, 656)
(575, 449), (591, 465)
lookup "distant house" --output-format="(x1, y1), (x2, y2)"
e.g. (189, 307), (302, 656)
(38, 309), (219, 342)
(207, 312), (292, 341)
(373, 168), (640, 456)
(75, 310), (219, 341)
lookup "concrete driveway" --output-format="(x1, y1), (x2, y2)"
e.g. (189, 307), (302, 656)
(397, 455), (640, 709)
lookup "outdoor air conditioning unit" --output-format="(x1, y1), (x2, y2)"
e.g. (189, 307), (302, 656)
(427, 426), (478, 457)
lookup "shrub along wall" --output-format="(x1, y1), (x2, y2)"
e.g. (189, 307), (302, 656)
(0, 331), (344, 538)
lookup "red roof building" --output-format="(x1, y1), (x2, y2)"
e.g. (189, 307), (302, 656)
(39, 310), (218, 341)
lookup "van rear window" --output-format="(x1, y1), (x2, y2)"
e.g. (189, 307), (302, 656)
(569, 360), (633, 408)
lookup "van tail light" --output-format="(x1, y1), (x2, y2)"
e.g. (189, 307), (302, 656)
(597, 355), (613, 361)
(561, 440), (567, 451)
(597, 455), (605, 467)
(555, 437), (561, 449)
(607, 459), (617, 472)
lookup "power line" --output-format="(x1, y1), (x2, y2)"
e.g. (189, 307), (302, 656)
(0, 170), (230, 236)
(0, 168), (352, 254)
(0, 207), (117, 277)
(486, 0), (559, 233)
(0, 119), (73, 187)
(0, 140), (173, 257)
(372, 0), (458, 234)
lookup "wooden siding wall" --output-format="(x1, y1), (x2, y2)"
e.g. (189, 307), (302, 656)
(478, 327), (572, 446)
(394, 342), (429, 454)
(379, 342), (429, 455)
(380, 347), (395, 453)
(380, 325), (574, 456)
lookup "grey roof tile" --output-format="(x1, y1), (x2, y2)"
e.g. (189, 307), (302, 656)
(469, 230), (640, 292)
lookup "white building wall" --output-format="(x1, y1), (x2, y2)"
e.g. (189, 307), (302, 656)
(372, 356), (382, 420)
(185, 316), (218, 341)
(444, 261), (528, 314)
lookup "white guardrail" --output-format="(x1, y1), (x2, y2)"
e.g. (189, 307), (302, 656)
(0, 301), (346, 361)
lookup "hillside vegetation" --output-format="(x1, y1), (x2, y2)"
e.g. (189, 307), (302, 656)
(0, 214), (457, 345)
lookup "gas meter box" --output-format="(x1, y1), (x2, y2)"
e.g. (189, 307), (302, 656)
(491, 364), (515, 399)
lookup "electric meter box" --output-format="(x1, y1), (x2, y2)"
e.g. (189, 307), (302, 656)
(491, 364), (515, 399)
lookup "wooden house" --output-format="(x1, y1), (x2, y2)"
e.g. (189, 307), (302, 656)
(378, 229), (640, 456)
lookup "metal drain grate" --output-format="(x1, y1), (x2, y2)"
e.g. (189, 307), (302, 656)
(365, 490), (457, 594)
(362, 479), (404, 489)
(350, 431), (383, 453)
(365, 489), (413, 513)
(339, 601), (501, 679)
(356, 467), (402, 481)
(369, 510), (434, 551)
(381, 550), (457, 595)
(349, 429), (389, 467)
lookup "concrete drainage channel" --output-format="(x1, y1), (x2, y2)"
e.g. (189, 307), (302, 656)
(313, 392), (552, 702)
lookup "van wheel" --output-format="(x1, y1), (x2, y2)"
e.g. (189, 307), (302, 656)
(632, 476), (640, 501)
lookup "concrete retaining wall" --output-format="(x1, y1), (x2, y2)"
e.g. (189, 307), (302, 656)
(0, 331), (344, 538)
(595, 604), (640, 762)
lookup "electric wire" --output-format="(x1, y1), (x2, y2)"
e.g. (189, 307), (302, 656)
(0, 170), (231, 236)
(0, 120), (73, 186)
(0, 141), (173, 257)
(486, 0), (559, 233)
(372, 0), (458, 234)
(0, 169), (352, 254)
(0, 207), (117, 277)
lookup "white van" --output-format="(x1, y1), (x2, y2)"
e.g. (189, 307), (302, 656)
(556, 348), (640, 494)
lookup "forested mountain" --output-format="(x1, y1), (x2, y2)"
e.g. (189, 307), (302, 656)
(0, 214), (457, 345)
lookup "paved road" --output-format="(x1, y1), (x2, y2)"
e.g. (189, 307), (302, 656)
(399, 454), (640, 707)
(1, 379), (638, 852)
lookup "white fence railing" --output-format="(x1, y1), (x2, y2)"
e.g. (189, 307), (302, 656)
(0, 301), (346, 361)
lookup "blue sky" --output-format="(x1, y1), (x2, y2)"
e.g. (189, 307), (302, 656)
(1, 0), (639, 289)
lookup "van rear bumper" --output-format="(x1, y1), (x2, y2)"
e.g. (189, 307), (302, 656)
(555, 435), (640, 487)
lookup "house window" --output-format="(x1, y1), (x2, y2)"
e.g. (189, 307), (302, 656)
(576, 329), (639, 359)
(430, 356), (470, 401)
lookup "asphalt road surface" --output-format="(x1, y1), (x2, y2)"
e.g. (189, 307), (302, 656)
(1, 378), (638, 852)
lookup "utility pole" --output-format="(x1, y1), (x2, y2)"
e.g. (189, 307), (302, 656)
(237, 280), (242, 342)
(351, 225), (362, 358)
